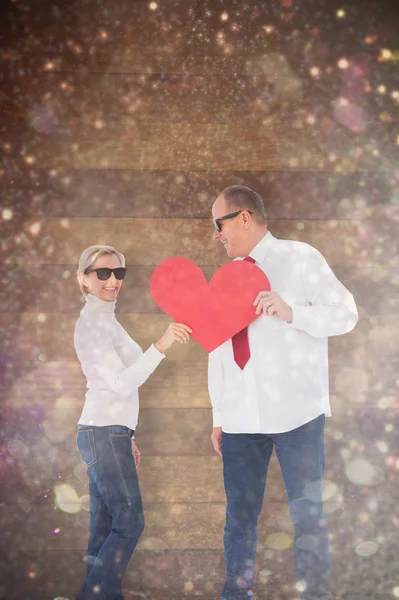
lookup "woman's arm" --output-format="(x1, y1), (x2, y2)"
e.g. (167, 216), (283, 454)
(74, 319), (192, 398)
(74, 322), (165, 398)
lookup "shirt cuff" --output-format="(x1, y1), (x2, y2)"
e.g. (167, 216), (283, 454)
(287, 305), (309, 332)
(212, 410), (222, 428)
(149, 343), (166, 359)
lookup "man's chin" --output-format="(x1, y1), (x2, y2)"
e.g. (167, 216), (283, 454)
(226, 248), (238, 258)
(223, 241), (238, 258)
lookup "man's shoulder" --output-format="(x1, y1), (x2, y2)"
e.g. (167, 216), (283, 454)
(273, 236), (319, 255)
(270, 237), (326, 270)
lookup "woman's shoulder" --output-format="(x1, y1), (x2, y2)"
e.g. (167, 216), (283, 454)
(75, 309), (114, 339)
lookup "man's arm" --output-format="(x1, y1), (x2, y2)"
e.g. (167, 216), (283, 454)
(288, 244), (358, 338)
(208, 348), (224, 456)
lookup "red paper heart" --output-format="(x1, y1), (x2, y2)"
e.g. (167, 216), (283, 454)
(150, 257), (270, 352)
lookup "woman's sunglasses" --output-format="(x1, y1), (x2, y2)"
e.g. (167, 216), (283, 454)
(84, 267), (127, 281)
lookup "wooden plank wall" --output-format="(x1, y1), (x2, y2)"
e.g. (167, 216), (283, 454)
(1, 1), (399, 599)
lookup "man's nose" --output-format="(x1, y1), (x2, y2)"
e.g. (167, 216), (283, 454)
(213, 228), (221, 241)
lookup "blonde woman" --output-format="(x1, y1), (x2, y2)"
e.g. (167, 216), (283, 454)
(74, 245), (191, 600)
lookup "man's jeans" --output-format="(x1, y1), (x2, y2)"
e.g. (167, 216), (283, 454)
(221, 414), (332, 600)
(75, 425), (144, 600)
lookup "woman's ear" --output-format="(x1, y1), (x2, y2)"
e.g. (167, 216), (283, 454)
(78, 272), (89, 292)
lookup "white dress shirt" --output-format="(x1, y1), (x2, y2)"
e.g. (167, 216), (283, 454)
(74, 293), (165, 430)
(208, 231), (358, 434)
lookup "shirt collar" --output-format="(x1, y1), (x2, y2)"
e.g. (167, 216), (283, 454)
(238, 231), (275, 265)
(85, 293), (116, 313)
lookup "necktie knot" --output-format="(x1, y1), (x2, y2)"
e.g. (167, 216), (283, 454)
(243, 256), (255, 264)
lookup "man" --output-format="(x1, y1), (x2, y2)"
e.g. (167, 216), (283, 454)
(208, 185), (358, 600)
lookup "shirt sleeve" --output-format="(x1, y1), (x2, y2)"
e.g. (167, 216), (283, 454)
(74, 321), (165, 398)
(289, 245), (359, 338)
(208, 348), (224, 427)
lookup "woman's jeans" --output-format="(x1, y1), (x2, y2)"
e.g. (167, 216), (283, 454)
(221, 414), (332, 600)
(75, 425), (144, 600)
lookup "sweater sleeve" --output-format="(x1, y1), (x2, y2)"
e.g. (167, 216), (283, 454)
(74, 319), (165, 398)
(288, 244), (358, 338)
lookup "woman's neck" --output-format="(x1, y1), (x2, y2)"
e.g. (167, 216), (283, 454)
(85, 293), (116, 313)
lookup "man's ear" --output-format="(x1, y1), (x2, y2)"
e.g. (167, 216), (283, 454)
(242, 210), (252, 229)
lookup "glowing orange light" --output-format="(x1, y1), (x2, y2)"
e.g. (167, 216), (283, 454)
(338, 58), (349, 69)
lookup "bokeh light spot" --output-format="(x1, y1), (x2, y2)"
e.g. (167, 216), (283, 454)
(54, 483), (81, 515)
(345, 458), (384, 486)
(355, 541), (379, 557)
(2, 208), (13, 221)
(338, 58), (350, 69)
(265, 533), (292, 550)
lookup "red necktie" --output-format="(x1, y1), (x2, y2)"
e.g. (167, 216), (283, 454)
(232, 256), (256, 370)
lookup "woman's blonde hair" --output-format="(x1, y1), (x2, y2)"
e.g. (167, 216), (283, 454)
(76, 245), (126, 298)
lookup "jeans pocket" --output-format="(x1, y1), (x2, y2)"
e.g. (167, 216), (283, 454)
(76, 429), (97, 467)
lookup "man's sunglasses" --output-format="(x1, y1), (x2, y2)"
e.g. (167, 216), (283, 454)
(84, 267), (127, 281)
(213, 210), (253, 233)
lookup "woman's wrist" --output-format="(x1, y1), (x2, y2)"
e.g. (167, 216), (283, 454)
(155, 341), (166, 354)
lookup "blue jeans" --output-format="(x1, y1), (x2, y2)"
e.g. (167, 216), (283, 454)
(221, 414), (332, 600)
(75, 425), (144, 600)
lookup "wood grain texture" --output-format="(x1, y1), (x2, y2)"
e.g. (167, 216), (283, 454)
(0, 312), (396, 363)
(4, 39), (253, 76)
(1, 402), (393, 467)
(1, 218), (396, 268)
(5, 549), (228, 600)
(1, 314), (397, 441)
(1, 0), (398, 598)
(3, 169), (396, 220)
(0, 263), (394, 316)
(0, 491), (387, 553)
(1, 72), (272, 125)
(2, 339), (395, 412)
(7, 542), (392, 600)
(13, 123), (331, 170)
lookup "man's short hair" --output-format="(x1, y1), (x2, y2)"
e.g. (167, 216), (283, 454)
(220, 185), (267, 225)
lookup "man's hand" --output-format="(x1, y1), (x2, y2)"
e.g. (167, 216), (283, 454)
(131, 440), (141, 467)
(254, 290), (293, 323)
(211, 427), (222, 457)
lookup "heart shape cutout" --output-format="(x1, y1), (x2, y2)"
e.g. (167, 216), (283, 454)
(150, 257), (270, 352)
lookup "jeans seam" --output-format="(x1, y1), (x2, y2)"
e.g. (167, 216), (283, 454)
(109, 433), (131, 506)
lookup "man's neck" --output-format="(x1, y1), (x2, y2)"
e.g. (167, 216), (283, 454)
(244, 227), (268, 255)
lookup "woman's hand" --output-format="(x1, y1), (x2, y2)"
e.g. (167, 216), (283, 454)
(131, 440), (141, 467)
(155, 323), (192, 354)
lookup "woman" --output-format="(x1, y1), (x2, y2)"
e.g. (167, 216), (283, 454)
(74, 244), (191, 600)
